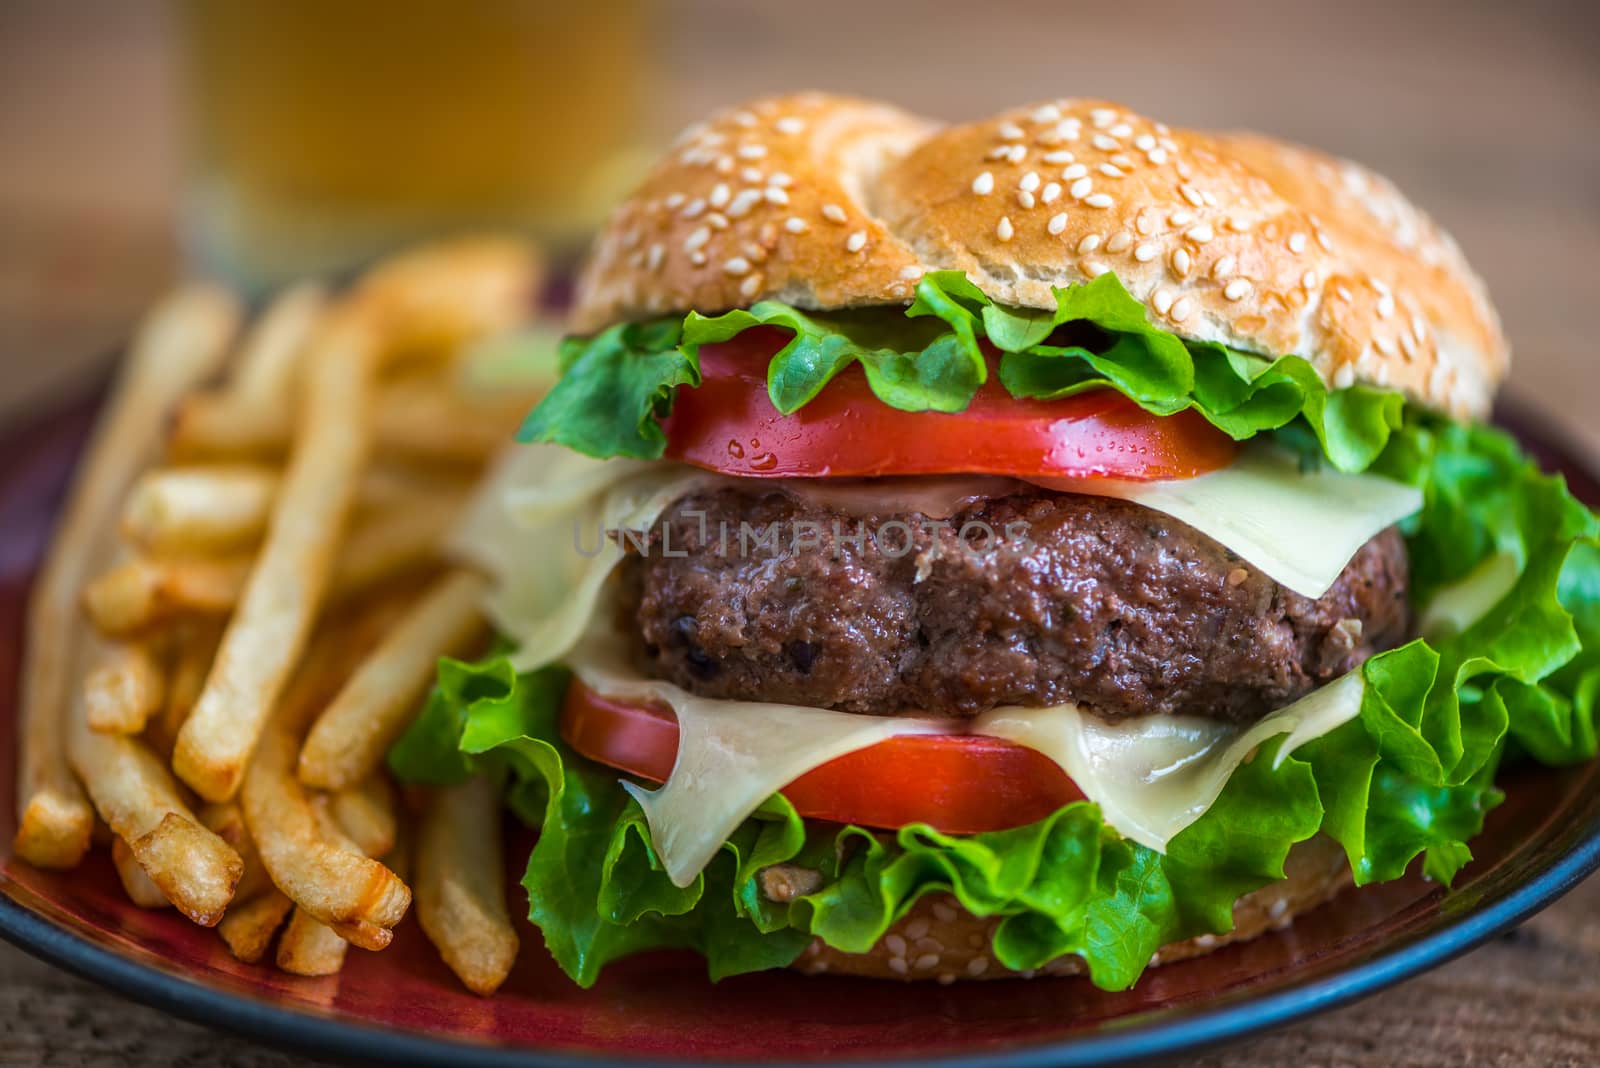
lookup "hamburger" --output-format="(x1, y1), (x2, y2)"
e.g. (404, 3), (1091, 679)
(388, 94), (1600, 988)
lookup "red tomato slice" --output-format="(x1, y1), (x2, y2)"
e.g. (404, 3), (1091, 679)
(661, 328), (1236, 481)
(560, 680), (1085, 835)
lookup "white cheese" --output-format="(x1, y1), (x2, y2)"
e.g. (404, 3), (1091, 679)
(1041, 447), (1422, 600)
(972, 670), (1364, 852)
(568, 624), (949, 888)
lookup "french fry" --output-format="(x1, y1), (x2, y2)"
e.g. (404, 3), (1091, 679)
(199, 800), (273, 904)
(328, 776), (399, 859)
(16, 284), (240, 870)
(111, 836), (171, 909)
(149, 620), (221, 757)
(275, 797), (377, 976)
(326, 493), (468, 601)
(299, 570), (486, 791)
(217, 889), (294, 964)
(84, 639), (166, 734)
(415, 778), (518, 996)
(120, 464), (279, 554)
(170, 382), (522, 467)
(227, 282), (326, 406)
(356, 236), (541, 364)
(175, 306), (380, 802)
(82, 555), (249, 637)
(240, 603), (412, 951)
(67, 649), (244, 925)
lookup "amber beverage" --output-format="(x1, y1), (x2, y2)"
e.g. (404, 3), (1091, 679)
(174, 1), (652, 289)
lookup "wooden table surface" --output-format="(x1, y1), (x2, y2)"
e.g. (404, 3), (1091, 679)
(2, 1), (1597, 1064)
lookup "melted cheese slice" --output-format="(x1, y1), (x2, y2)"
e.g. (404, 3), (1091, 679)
(568, 625), (949, 887)
(972, 671), (1364, 852)
(1043, 448), (1422, 599)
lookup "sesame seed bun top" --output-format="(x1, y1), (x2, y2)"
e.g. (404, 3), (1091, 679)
(573, 93), (1506, 420)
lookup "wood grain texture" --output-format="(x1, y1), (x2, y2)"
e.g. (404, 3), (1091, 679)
(1, 0), (1597, 1064)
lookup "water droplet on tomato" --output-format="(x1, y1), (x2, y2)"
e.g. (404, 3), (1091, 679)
(750, 452), (778, 471)
(750, 437), (761, 449)
(727, 439), (745, 459)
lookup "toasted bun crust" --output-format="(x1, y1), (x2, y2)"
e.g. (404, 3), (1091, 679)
(792, 835), (1350, 983)
(574, 94), (1505, 419)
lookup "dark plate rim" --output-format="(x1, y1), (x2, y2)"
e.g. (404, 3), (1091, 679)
(2, 389), (1598, 1068)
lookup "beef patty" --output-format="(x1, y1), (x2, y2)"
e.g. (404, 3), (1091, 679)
(618, 486), (1409, 722)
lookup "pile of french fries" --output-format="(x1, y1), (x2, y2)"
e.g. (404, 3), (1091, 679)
(13, 237), (542, 996)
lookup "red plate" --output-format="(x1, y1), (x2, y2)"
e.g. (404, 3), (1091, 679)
(2, 395), (1598, 1067)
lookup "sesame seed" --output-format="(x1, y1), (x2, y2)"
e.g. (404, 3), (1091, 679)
(846, 230), (867, 252)
(1168, 209), (1196, 227)
(1134, 242), (1159, 262)
(1226, 216), (1251, 232)
(822, 203), (847, 224)
(1091, 107), (1116, 128)
(1061, 163), (1089, 181)
(1019, 171), (1041, 192)
(1040, 182), (1062, 205)
(682, 197), (707, 219)
(998, 121), (1025, 140)
(1005, 144), (1028, 163)
(1333, 364), (1356, 388)
(985, 145), (1011, 161)
(1224, 278), (1251, 301)
(914, 954), (941, 970)
(1100, 163), (1125, 178)
(646, 243), (664, 271)
(1316, 229), (1334, 251)
(740, 273), (763, 297)
(885, 934), (908, 956)
(1302, 270), (1318, 289)
(905, 918), (931, 939)
(1069, 176), (1093, 199)
(1106, 231), (1132, 253)
(996, 216), (1014, 241)
(1172, 248), (1193, 275)
(932, 903), (959, 923)
(1084, 193), (1114, 208)
(972, 171), (995, 195)
(1376, 335), (1397, 356)
(731, 110), (757, 127)
(784, 216), (808, 234)
(1048, 212), (1069, 235)
(689, 251), (707, 266)
(727, 189), (763, 218)
(1042, 150), (1075, 165)
(664, 193), (686, 209)
(1171, 297), (1194, 321)
(1134, 134), (1157, 151)
(709, 183), (731, 208)
(765, 186), (790, 206)
(706, 211), (729, 230)
(1212, 254), (1237, 278)
(937, 973), (957, 986)
(722, 256), (751, 276)
(1082, 260), (1110, 278)
(684, 226), (711, 251)
(900, 265), (924, 280)
(714, 156), (735, 174)
(622, 228), (641, 249)
(768, 171), (793, 187)
(1412, 314), (1427, 343)
(1016, 190), (1036, 209)
(1092, 133), (1120, 152)
(1180, 184), (1206, 208)
(742, 240), (766, 262)
(1185, 223), (1215, 243)
(1288, 231), (1308, 253)
(967, 958), (990, 976)
(774, 116), (805, 135)
(741, 165), (763, 183)
(1077, 234), (1102, 253)
(1377, 292), (1396, 318)
(1032, 103), (1062, 122)
(1147, 147), (1169, 165)
(1109, 122), (1133, 138)
(888, 957), (909, 976)
(1152, 288), (1175, 314)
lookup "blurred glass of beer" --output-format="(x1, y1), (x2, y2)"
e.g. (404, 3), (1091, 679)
(174, 1), (652, 290)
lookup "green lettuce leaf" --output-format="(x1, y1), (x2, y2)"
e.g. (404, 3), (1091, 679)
(523, 271), (1404, 471)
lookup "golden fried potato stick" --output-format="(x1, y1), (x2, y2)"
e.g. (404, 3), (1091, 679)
(299, 570), (486, 791)
(111, 836), (171, 910)
(67, 647), (244, 925)
(356, 236), (542, 364)
(227, 282), (327, 406)
(199, 800), (274, 903)
(241, 602), (412, 951)
(328, 776), (399, 859)
(415, 778), (519, 996)
(175, 306), (380, 802)
(217, 889), (294, 964)
(275, 796), (380, 976)
(84, 638), (167, 734)
(15, 284), (240, 869)
(82, 555), (251, 637)
(120, 464), (280, 554)
(149, 620), (221, 758)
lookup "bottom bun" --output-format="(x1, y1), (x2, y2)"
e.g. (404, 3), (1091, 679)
(792, 835), (1351, 983)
